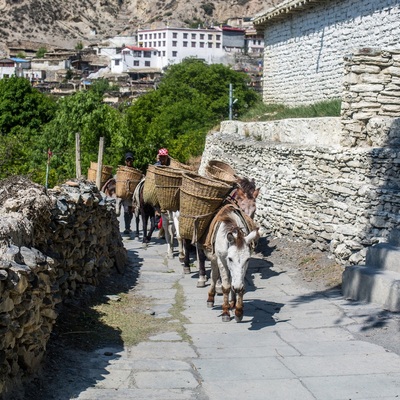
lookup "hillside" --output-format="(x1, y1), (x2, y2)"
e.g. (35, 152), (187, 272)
(0, 0), (281, 53)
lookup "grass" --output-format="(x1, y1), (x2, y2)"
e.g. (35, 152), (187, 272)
(240, 98), (341, 122)
(52, 269), (191, 351)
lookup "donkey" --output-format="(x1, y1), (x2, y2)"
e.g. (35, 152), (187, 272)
(203, 204), (259, 322)
(181, 177), (260, 287)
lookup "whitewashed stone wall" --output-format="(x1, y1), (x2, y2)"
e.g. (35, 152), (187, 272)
(262, 0), (400, 106)
(201, 120), (400, 265)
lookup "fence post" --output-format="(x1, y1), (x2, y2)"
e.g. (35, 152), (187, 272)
(95, 137), (104, 189)
(75, 132), (81, 179)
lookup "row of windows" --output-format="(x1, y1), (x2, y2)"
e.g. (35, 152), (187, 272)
(138, 32), (221, 41)
(141, 41), (221, 49)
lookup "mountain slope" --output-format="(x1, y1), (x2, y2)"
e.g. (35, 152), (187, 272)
(0, 0), (280, 52)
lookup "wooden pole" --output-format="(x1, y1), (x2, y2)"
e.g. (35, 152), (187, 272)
(75, 132), (81, 179)
(95, 137), (104, 189)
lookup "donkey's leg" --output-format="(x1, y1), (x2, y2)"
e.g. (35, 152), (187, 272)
(141, 207), (149, 244)
(207, 258), (219, 308)
(174, 212), (186, 263)
(162, 211), (174, 259)
(134, 208), (140, 240)
(145, 208), (156, 242)
(196, 247), (207, 287)
(219, 262), (232, 322)
(182, 239), (191, 274)
(234, 289), (245, 322)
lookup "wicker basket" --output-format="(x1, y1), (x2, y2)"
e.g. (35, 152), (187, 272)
(154, 166), (182, 211)
(208, 160), (236, 175)
(87, 162), (113, 187)
(169, 157), (194, 171)
(143, 164), (159, 206)
(115, 165), (142, 199)
(179, 172), (232, 241)
(205, 164), (237, 185)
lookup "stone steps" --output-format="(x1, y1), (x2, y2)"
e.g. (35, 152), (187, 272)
(342, 231), (400, 312)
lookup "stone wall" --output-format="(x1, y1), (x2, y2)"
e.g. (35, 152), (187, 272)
(260, 0), (400, 106)
(200, 120), (400, 266)
(0, 179), (126, 398)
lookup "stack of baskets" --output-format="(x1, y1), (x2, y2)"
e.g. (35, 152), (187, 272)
(143, 164), (159, 207)
(115, 165), (142, 199)
(87, 162), (113, 188)
(205, 159), (237, 185)
(154, 166), (183, 212)
(179, 172), (232, 241)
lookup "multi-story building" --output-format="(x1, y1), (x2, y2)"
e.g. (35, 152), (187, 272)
(111, 27), (229, 74)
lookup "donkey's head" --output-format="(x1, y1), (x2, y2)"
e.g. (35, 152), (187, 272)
(225, 227), (259, 292)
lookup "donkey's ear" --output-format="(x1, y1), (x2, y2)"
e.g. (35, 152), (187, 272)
(245, 229), (259, 245)
(227, 232), (235, 244)
(253, 188), (260, 199)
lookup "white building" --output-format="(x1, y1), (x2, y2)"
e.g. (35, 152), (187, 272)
(111, 27), (228, 73)
(0, 58), (31, 79)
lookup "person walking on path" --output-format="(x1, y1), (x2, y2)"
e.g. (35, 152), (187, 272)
(155, 148), (170, 166)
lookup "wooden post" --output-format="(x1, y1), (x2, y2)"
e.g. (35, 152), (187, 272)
(95, 137), (104, 189)
(75, 132), (81, 179)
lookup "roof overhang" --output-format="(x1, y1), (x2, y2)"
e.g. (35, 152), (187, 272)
(253, 0), (325, 32)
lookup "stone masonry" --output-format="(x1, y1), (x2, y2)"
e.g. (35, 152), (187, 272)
(0, 179), (126, 399)
(255, 0), (400, 106)
(200, 49), (400, 268)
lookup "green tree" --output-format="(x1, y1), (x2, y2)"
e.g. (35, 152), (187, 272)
(0, 77), (56, 180)
(124, 58), (259, 167)
(36, 47), (47, 58)
(36, 88), (127, 185)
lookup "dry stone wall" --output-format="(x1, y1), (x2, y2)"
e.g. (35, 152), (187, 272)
(201, 49), (400, 267)
(0, 178), (126, 398)
(262, 0), (400, 106)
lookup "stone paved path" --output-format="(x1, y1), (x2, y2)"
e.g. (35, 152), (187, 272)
(73, 228), (400, 400)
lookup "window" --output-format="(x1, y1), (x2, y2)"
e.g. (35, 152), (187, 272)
(163, 32), (166, 38)
(216, 43), (221, 48)
(183, 33), (188, 39)
(153, 51), (157, 55)
(208, 34), (212, 40)
(163, 41), (166, 46)
(191, 42), (196, 47)
(143, 51), (151, 58)
(200, 34), (204, 40)
(158, 33), (161, 38)
(199, 42), (204, 48)
(134, 60), (139, 66)
(153, 42), (156, 47)
(133, 51), (142, 57)
(173, 32), (178, 38)
(208, 43), (213, 48)
(191, 33), (196, 39)
(216, 35), (221, 41)
(162, 51), (166, 56)
(144, 42), (147, 47)
(145, 34), (148, 39)
(258, 40), (261, 45)
(115, 59), (120, 66)
(183, 41), (188, 47)
(172, 41), (177, 47)
(172, 51), (177, 57)
(149, 33), (152, 39)
(145, 61), (151, 66)
(139, 34), (143, 40)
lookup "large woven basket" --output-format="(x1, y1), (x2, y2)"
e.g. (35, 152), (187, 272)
(179, 172), (232, 241)
(115, 165), (142, 199)
(154, 166), (182, 212)
(169, 157), (194, 171)
(87, 162), (113, 187)
(143, 164), (159, 206)
(205, 164), (237, 185)
(208, 160), (236, 175)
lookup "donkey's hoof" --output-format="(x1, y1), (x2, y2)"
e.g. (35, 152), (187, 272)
(183, 266), (191, 274)
(235, 314), (243, 322)
(207, 301), (214, 308)
(197, 280), (206, 288)
(221, 314), (231, 322)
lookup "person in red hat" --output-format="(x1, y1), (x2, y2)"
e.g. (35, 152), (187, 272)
(155, 148), (170, 166)
(122, 152), (135, 234)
